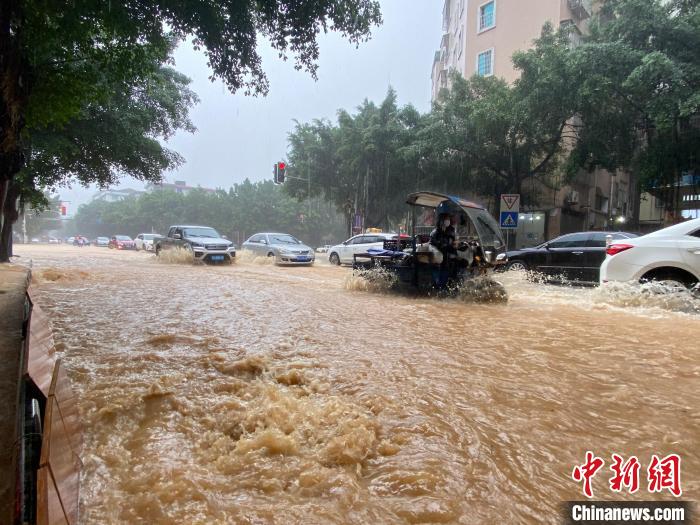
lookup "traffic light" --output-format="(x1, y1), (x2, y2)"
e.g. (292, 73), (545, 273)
(273, 161), (287, 184)
(60, 204), (67, 216)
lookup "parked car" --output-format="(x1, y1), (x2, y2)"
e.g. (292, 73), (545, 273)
(48, 237), (60, 244)
(315, 245), (332, 254)
(94, 237), (110, 247)
(505, 231), (638, 284)
(327, 232), (398, 266)
(600, 218), (700, 289)
(155, 225), (236, 264)
(108, 235), (136, 250)
(135, 233), (160, 251)
(242, 233), (314, 264)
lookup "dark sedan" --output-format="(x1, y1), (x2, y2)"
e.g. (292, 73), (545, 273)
(505, 231), (638, 283)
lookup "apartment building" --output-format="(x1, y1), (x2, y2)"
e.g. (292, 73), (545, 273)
(429, 0), (640, 247)
(431, 0), (591, 98)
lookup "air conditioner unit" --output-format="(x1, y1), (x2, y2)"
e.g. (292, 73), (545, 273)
(566, 190), (579, 205)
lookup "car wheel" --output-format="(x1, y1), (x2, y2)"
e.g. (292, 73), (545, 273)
(155, 246), (161, 256)
(267, 252), (275, 258)
(640, 270), (696, 290)
(506, 260), (528, 272)
(329, 252), (340, 266)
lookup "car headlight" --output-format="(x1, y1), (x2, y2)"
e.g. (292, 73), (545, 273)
(191, 242), (204, 248)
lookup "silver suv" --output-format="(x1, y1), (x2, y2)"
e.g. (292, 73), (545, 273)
(155, 225), (236, 264)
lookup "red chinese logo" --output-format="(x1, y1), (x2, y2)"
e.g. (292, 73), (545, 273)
(648, 454), (682, 497)
(609, 454), (640, 493)
(572, 451), (605, 498)
(573, 452), (682, 498)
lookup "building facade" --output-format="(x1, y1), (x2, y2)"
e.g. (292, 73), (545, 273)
(91, 188), (145, 203)
(430, 0), (640, 248)
(432, 0), (592, 99)
(145, 180), (217, 195)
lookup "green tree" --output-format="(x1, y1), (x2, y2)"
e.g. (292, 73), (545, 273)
(0, 59), (199, 259)
(21, 192), (63, 240)
(0, 0), (382, 261)
(73, 182), (346, 247)
(428, 24), (579, 212)
(567, 0), (700, 216)
(286, 88), (424, 234)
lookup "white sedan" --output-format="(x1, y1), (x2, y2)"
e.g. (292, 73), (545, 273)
(600, 218), (700, 288)
(135, 233), (160, 251)
(328, 233), (397, 265)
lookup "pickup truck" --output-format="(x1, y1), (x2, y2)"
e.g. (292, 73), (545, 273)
(154, 225), (236, 264)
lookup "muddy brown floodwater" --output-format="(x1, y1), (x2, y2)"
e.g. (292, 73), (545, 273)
(15, 244), (700, 524)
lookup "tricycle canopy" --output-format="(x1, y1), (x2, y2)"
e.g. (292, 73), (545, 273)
(405, 192), (506, 258)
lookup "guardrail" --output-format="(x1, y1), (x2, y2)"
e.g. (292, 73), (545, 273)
(14, 283), (82, 525)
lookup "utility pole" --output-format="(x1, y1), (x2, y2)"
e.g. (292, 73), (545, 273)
(21, 208), (27, 243)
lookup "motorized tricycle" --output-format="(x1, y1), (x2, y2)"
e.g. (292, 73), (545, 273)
(352, 192), (508, 298)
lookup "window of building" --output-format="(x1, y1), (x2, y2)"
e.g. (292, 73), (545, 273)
(476, 49), (494, 76)
(478, 1), (496, 32)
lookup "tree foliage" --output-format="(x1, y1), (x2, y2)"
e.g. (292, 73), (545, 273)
(1, 0), (382, 261)
(286, 88), (432, 231)
(73, 181), (347, 247)
(286, 1), (699, 228)
(20, 192), (63, 240)
(568, 0), (700, 191)
(285, 27), (578, 227)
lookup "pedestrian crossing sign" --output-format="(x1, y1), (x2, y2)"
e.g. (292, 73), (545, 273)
(500, 211), (518, 229)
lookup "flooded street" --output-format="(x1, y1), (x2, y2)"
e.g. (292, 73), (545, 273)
(16, 245), (700, 524)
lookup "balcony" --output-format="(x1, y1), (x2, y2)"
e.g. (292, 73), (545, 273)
(567, 0), (591, 20)
(442, 0), (451, 31)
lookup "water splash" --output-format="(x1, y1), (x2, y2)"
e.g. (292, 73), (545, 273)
(343, 266), (398, 293)
(453, 276), (508, 303)
(154, 247), (195, 265)
(592, 280), (700, 315)
(34, 268), (90, 283)
(237, 249), (275, 265)
(499, 269), (700, 316)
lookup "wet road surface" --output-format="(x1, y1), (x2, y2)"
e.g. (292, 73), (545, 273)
(15, 244), (700, 524)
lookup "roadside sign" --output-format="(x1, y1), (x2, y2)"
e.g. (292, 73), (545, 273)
(500, 194), (520, 230)
(500, 194), (520, 213)
(500, 211), (518, 229)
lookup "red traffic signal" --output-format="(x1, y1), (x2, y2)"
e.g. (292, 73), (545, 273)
(60, 205), (67, 216)
(274, 161), (286, 184)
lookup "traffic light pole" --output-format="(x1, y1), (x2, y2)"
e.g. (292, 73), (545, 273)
(282, 175), (308, 182)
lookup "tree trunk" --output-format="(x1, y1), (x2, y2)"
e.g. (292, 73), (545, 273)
(0, 180), (19, 261)
(0, 0), (31, 262)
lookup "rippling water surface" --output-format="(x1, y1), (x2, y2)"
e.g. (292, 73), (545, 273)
(17, 245), (700, 524)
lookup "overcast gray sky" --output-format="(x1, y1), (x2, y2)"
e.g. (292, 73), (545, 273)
(61, 0), (443, 212)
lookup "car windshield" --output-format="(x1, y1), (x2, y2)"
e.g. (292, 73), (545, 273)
(115, 236), (132, 241)
(270, 234), (300, 245)
(143, 234), (157, 240)
(183, 227), (219, 238)
(98, 237), (108, 241)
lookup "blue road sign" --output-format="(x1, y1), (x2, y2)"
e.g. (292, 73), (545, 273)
(500, 211), (518, 229)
